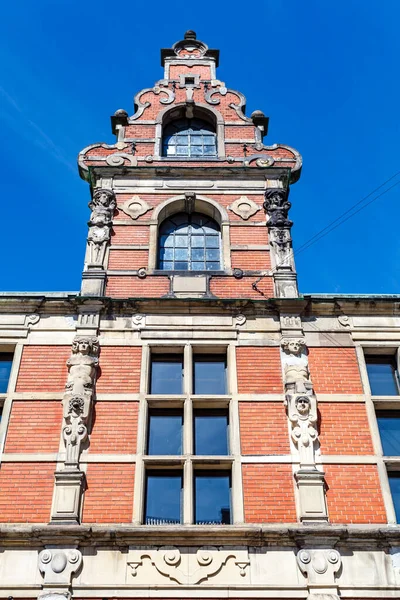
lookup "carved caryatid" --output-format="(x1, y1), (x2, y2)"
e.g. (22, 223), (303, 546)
(282, 339), (319, 469)
(87, 188), (116, 267)
(62, 336), (99, 469)
(263, 188), (292, 229)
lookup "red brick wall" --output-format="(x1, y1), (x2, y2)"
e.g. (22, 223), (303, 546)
(308, 348), (363, 394)
(16, 346), (69, 392)
(324, 464), (386, 523)
(242, 464), (296, 522)
(318, 403), (373, 455)
(230, 226), (269, 245)
(108, 249), (149, 270)
(90, 402), (139, 453)
(83, 463), (135, 523)
(111, 225), (150, 245)
(239, 402), (289, 454)
(231, 250), (271, 270)
(97, 347), (142, 393)
(0, 462), (55, 522)
(106, 276), (170, 298)
(210, 276), (274, 299)
(237, 347), (282, 393)
(5, 401), (62, 453)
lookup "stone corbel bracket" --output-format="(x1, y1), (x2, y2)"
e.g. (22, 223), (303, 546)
(38, 548), (82, 585)
(297, 548), (341, 599)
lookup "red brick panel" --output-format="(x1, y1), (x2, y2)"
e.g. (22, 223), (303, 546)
(231, 250), (271, 271)
(83, 463), (135, 523)
(16, 346), (69, 392)
(97, 347), (141, 393)
(237, 347), (282, 393)
(210, 276), (274, 299)
(318, 403), (373, 455)
(225, 125), (256, 139)
(90, 402), (139, 453)
(111, 225), (150, 245)
(308, 348), (363, 394)
(108, 249), (149, 270)
(0, 462), (55, 522)
(106, 276), (170, 298)
(242, 464), (296, 523)
(324, 464), (386, 523)
(230, 226), (269, 245)
(239, 402), (289, 454)
(5, 401), (62, 453)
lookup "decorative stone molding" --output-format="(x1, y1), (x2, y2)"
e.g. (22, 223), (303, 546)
(86, 188), (116, 268)
(228, 196), (261, 220)
(264, 188), (292, 228)
(235, 314), (246, 326)
(25, 313), (40, 327)
(132, 314), (145, 328)
(244, 154), (274, 167)
(121, 196), (153, 220)
(128, 546), (249, 585)
(204, 81), (227, 105)
(38, 548), (82, 584)
(338, 315), (352, 328)
(297, 548), (341, 599)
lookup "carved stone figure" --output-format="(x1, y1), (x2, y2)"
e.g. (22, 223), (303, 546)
(62, 336), (99, 470)
(263, 188), (292, 228)
(87, 188), (116, 267)
(281, 338), (306, 357)
(270, 227), (292, 268)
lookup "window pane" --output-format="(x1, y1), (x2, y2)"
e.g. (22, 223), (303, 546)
(159, 261), (173, 270)
(191, 145), (203, 155)
(192, 262), (204, 271)
(191, 248), (205, 261)
(193, 355), (227, 394)
(376, 410), (400, 455)
(176, 146), (189, 155)
(150, 356), (183, 394)
(388, 473), (400, 523)
(175, 235), (188, 247)
(205, 249), (220, 261)
(206, 261), (220, 271)
(204, 145), (216, 155)
(0, 354), (13, 394)
(175, 261), (188, 270)
(160, 247), (173, 260)
(145, 472), (182, 524)
(206, 235), (220, 248)
(191, 235), (204, 247)
(366, 357), (399, 395)
(194, 410), (229, 455)
(194, 472), (231, 524)
(148, 410), (183, 455)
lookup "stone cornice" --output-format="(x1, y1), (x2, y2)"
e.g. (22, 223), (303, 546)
(1, 523), (399, 548)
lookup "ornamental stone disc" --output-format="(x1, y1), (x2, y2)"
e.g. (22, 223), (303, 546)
(121, 196), (153, 220)
(228, 196), (261, 220)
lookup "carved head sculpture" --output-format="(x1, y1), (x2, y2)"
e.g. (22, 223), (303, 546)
(281, 338), (305, 356)
(68, 396), (85, 415)
(71, 336), (99, 357)
(90, 188), (116, 212)
(295, 396), (311, 416)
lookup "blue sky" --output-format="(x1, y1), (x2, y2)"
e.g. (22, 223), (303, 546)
(0, 0), (399, 294)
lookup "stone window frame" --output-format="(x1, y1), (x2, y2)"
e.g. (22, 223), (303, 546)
(357, 345), (400, 524)
(149, 195), (231, 273)
(133, 342), (243, 525)
(154, 103), (225, 160)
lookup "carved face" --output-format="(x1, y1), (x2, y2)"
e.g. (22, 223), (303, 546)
(296, 396), (310, 415)
(78, 339), (90, 354)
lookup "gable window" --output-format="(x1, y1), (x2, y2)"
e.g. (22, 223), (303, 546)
(158, 212), (221, 271)
(162, 118), (217, 158)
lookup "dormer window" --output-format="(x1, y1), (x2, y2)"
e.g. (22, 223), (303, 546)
(162, 118), (217, 158)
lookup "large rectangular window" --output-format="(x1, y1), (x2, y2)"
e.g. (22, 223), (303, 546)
(147, 409), (183, 455)
(150, 355), (183, 394)
(194, 409), (229, 455)
(0, 353), (13, 394)
(366, 356), (399, 396)
(388, 473), (400, 523)
(376, 410), (400, 455)
(144, 471), (182, 525)
(194, 471), (231, 524)
(193, 355), (227, 395)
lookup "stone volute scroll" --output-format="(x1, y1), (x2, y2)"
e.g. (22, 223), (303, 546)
(264, 188), (298, 298)
(51, 335), (99, 523)
(281, 336), (328, 522)
(296, 548), (342, 600)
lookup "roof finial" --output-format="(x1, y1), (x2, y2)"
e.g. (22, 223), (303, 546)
(184, 30), (196, 40)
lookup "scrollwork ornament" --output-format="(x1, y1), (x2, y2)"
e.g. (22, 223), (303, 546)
(263, 188), (292, 228)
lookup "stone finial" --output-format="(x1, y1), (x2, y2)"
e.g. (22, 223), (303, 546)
(184, 30), (197, 40)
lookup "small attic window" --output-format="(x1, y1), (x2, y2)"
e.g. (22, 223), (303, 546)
(185, 76), (195, 85)
(162, 118), (217, 158)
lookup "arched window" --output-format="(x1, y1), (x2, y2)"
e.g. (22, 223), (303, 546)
(158, 212), (221, 271)
(162, 118), (217, 158)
